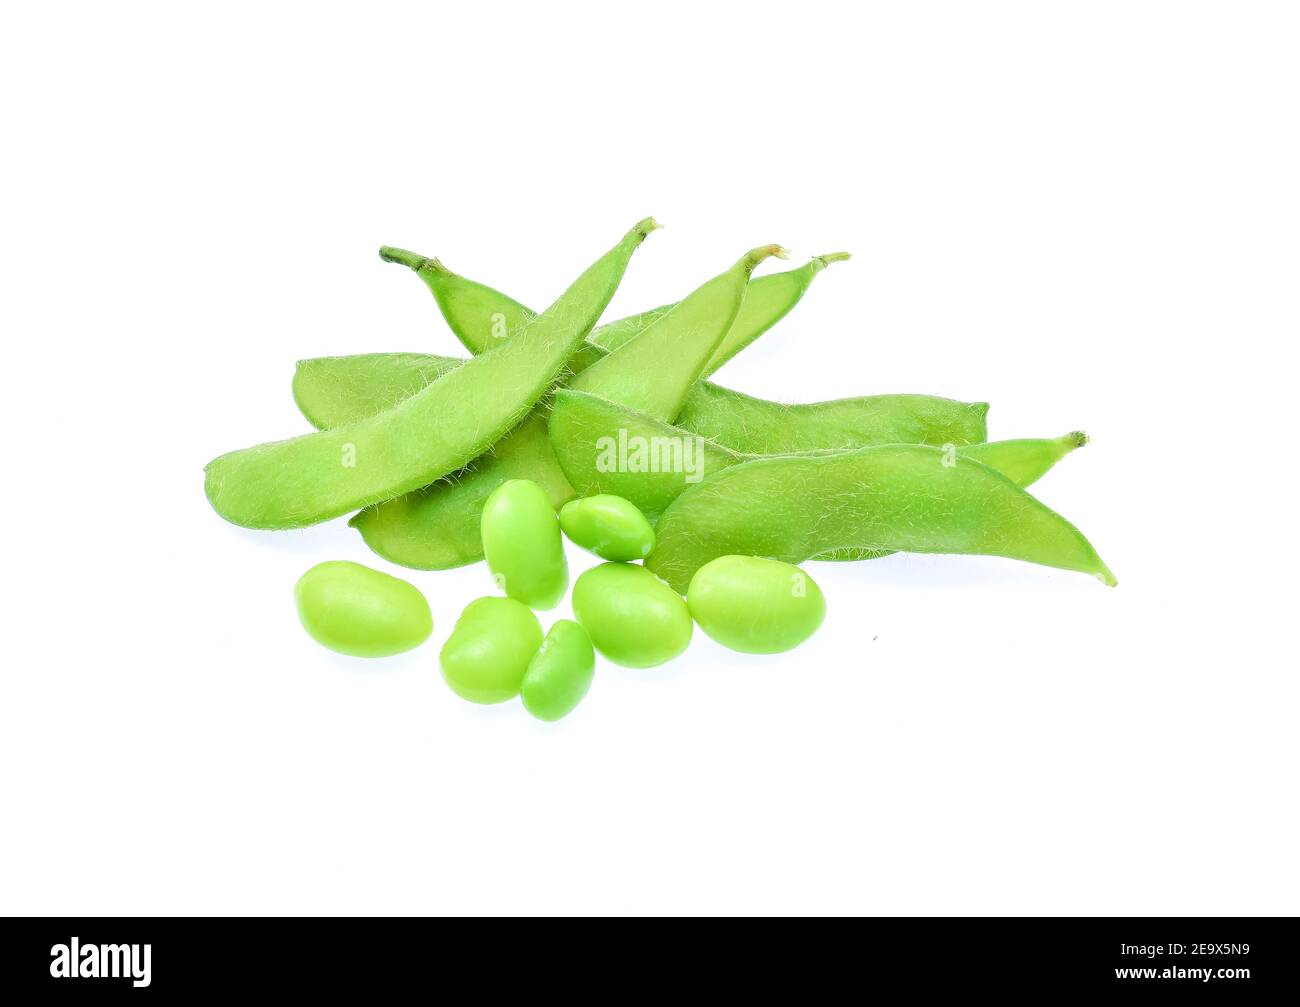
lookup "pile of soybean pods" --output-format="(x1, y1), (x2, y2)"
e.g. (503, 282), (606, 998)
(206, 218), (1116, 722)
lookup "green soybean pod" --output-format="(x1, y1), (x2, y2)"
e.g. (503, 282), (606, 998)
(559, 495), (655, 561)
(380, 246), (848, 378)
(481, 478), (568, 609)
(349, 244), (784, 570)
(570, 563), (692, 669)
(687, 556), (826, 654)
(204, 217), (656, 529)
(521, 620), (596, 722)
(440, 597), (543, 704)
(646, 446), (1117, 592)
(294, 560), (432, 658)
(547, 389), (1080, 522)
(674, 382), (990, 454)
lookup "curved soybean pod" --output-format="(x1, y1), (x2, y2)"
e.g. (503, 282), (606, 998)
(673, 381), (989, 454)
(547, 389), (1060, 521)
(350, 245), (786, 569)
(204, 218), (657, 529)
(812, 432), (1090, 561)
(643, 446), (1117, 593)
(588, 252), (851, 373)
(567, 244), (789, 419)
(379, 246), (849, 378)
(292, 353), (463, 428)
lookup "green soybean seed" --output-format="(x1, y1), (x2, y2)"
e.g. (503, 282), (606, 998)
(520, 619), (596, 722)
(559, 494), (655, 561)
(571, 563), (692, 669)
(294, 560), (432, 658)
(646, 446), (1117, 593)
(687, 556), (826, 654)
(481, 478), (568, 609)
(203, 217), (656, 529)
(440, 596), (543, 704)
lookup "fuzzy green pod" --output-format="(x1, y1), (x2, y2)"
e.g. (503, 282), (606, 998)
(559, 495), (655, 561)
(341, 244), (804, 569)
(571, 563), (692, 669)
(687, 556), (826, 654)
(440, 597), (543, 704)
(294, 561), (432, 658)
(204, 217), (656, 529)
(646, 445), (1117, 592)
(521, 620), (596, 722)
(481, 479), (568, 609)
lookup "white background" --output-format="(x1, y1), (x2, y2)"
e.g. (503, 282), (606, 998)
(2, 2), (1296, 916)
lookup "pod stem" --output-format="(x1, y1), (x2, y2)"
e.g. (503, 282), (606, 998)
(811, 251), (852, 271)
(378, 245), (443, 272)
(742, 244), (791, 273)
(633, 217), (662, 239)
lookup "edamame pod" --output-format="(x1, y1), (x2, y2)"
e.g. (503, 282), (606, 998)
(440, 596), (543, 704)
(547, 389), (1074, 521)
(673, 381), (989, 454)
(381, 246), (848, 379)
(568, 244), (788, 419)
(571, 563), (693, 669)
(205, 218), (657, 529)
(350, 245), (786, 568)
(645, 446), (1117, 592)
(687, 556), (826, 654)
(292, 352), (462, 428)
(294, 561), (432, 658)
(481, 479), (568, 609)
(559, 494), (655, 561)
(521, 620), (596, 722)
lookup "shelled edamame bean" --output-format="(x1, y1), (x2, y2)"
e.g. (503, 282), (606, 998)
(440, 597), (543, 704)
(571, 563), (693, 669)
(521, 620), (596, 722)
(294, 561), (432, 658)
(559, 495), (655, 561)
(481, 479), (568, 609)
(687, 556), (825, 654)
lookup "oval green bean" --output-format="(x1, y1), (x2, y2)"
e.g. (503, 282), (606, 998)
(204, 218), (657, 529)
(520, 620), (596, 722)
(294, 561), (432, 657)
(645, 446), (1117, 592)
(571, 563), (693, 668)
(687, 556), (826, 654)
(440, 596), (543, 704)
(481, 479), (568, 609)
(559, 494), (655, 561)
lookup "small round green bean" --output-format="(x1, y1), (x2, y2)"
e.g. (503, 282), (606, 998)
(520, 620), (596, 722)
(559, 494), (655, 561)
(439, 597), (543, 704)
(687, 556), (825, 654)
(481, 479), (568, 609)
(571, 563), (692, 668)
(294, 560), (432, 658)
